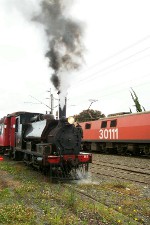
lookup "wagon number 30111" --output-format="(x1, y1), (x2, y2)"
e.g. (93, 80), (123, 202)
(99, 129), (118, 139)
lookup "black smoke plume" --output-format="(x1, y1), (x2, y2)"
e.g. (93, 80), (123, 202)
(34, 0), (84, 90)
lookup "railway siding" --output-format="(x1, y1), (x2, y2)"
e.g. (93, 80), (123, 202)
(90, 154), (150, 185)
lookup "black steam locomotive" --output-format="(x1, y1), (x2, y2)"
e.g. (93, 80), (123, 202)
(0, 110), (92, 179)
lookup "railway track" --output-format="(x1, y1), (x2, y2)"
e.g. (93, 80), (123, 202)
(90, 154), (150, 185)
(61, 184), (140, 225)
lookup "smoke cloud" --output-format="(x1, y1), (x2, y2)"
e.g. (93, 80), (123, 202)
(1, 0), (85, 110)
(34, 0), (85, 108)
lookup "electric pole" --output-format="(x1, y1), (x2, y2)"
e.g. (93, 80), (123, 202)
(46, 88), (54, 114)
(88, 99), (98, 109)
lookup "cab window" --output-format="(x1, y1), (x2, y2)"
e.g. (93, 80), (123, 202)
(0, 125), (3, 135)
(85, 123), (91, 129)
(110, 120), (117, 127)
(101, 121), (107, 128)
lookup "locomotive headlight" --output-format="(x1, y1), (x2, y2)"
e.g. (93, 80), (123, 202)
(68, 116), (75, 124)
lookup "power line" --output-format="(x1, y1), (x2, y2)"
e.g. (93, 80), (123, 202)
(29, 95), (51, 110)
(75, 34), (150, 76)
(88, 73), (150, 99)
(83, 54), (150, 86)
(73, 46), (150, 86)
(69, 76), (150, 105)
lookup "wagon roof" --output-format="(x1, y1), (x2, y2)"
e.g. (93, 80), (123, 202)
(106, 110), (150, 119)
(7, 111), (42, 117)
(80, 111), (150, 124)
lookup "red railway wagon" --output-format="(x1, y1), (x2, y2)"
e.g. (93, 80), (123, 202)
(0, 114), (16, 153)
(80, 111), (150, 155)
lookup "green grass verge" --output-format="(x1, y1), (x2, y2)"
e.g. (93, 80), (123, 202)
(0, 159), (149, 225)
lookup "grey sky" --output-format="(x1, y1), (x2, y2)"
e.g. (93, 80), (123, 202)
(0, 0), (150, 118)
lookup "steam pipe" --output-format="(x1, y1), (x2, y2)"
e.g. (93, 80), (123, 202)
(57, 91), (67, 119)
(59, 97), (67, 119)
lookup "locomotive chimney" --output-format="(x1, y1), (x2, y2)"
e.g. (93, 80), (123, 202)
(58, 91), (66, 119)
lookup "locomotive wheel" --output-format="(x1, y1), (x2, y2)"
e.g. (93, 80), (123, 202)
(132, 149), (140, 156)
(8, 150), (13, 159)
(117, 147), (126, 155)
(13, 150), (24, 161)
(143, 147), (150, 155)
(103, 148), (112, 154)
(83, 143), (91, 151)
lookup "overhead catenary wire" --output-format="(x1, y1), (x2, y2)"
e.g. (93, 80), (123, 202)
(75, 34), (150, 76)
(88, 72), (150, 99)
(35, 36), (150, 104)
(33, 57), (150, 114)
(68, 75), (150, 107)
(32, 36), (150, 113)
(71, 46), (150, 87)
(67, 37), (150, 114)
(67, 35), (150, 93)
(29, 95), (51, 110)
(95, 80), (150, 100)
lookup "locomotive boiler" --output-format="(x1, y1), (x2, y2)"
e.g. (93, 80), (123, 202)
(0, 111), (92, 178)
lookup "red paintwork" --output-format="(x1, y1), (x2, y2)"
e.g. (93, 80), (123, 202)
(9, 117), (16, 147)
(63, 155), (76, 161)
(78, 154), (92, 162)
(80, 111), (150, 143)
(47, 156), (61, 164)
(0, 115), (16, 148)
(47, 154), (92, 164)
(0, 117), (10, 147)
(0, 156), (4, 161)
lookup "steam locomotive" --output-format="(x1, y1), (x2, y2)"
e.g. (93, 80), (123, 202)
(0, 111), (92, 178)
(80, 111), (150, 156)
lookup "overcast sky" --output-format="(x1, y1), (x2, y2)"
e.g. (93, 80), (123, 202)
(0, 0), (150, 118)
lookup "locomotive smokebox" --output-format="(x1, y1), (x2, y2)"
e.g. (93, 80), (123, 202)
(58, 91), (67, 119)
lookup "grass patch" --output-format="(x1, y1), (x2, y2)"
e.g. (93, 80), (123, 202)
(0, 203), (36, 225)
(0, 159), (149, 224)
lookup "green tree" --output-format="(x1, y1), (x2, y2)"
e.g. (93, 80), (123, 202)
(130, 88), (146, 112)
(74, 109), (105, 122)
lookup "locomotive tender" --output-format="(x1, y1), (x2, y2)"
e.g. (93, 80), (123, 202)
(0, 111), (92, 178)
(80, 111), (150, 156)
